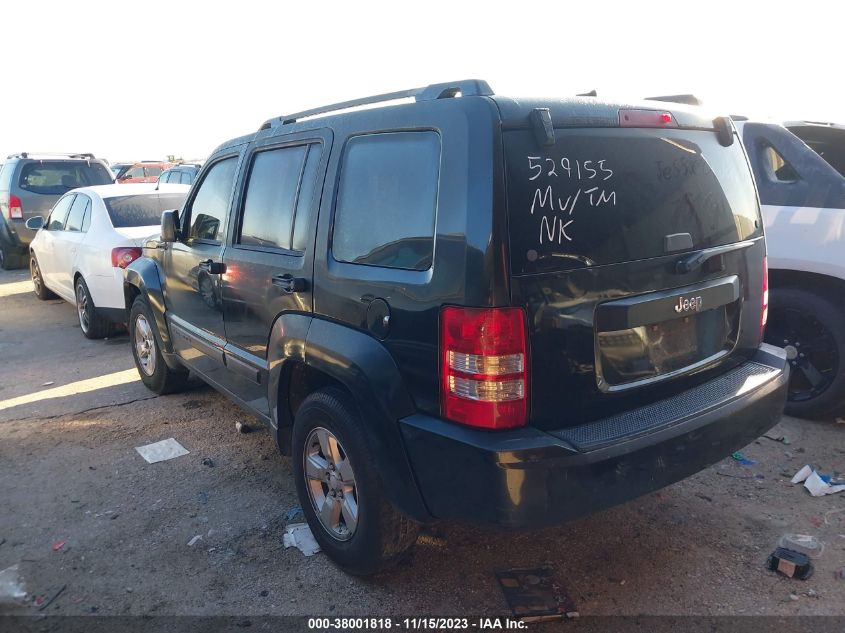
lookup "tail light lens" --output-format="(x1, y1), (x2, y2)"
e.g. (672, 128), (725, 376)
(440, 306), (529, 430)
(761, 256), (769, 339)
(619, 109), (678, 128)
(9, 195), (23, 219)
(111, 247), (142, 269)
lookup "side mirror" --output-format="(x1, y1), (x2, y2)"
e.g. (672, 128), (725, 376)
(160, 209), (180, 243)
(25, 216), (44, 231)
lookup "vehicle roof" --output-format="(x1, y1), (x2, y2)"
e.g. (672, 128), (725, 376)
(5, 153), (105, 162)
(209, 80), (724, 155)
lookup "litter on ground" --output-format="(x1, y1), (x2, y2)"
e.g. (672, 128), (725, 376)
(792, 464), (845, 497)
(0, 564), (27, 603)
(187, 535), (203, 547)
(135, 438), (190, 464)
(767, 547), (813, 580)
(283, 523), (321, 556)
(495, 566), (578, 623)
(732, 451), (756, 466)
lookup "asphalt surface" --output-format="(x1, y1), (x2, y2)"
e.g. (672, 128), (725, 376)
(1, 266), (844, 624)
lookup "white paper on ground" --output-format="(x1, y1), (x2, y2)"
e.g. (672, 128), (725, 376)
(791, 464), (813, 484)
(283, 523), (321, 556)
(0, 564), (27, 603)
(793, 465), (845, 496)
(135, 438), (189, 464)
(804, 471), (845, 497)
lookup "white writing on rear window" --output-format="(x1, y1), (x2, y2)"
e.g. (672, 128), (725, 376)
(527, 156), (617, 245)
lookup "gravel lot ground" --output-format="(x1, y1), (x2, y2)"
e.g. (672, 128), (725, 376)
(1, 266), (844, 623)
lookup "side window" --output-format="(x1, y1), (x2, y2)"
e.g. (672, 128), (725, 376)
(80, 198), (92, 232)
(332, 131), (440, 271)
(292, 145), (323, 252)
(47, 195), (75, 230)
(238, 145), (308, 251)
(181, 171), (194, 185)
(762, 144), (799, 183)
(185, 157), (238, 244)
(65, 194), (90, 232)
(126, 166), (145, 179)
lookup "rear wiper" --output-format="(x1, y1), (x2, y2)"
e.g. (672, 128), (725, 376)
(675, 240), (754, 274)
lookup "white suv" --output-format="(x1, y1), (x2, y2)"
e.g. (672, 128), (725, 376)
(734, 119), (845, 418)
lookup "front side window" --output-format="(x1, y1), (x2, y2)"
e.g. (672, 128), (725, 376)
(125, 167), (145, 179)
(65, 194), (91, 232)
(47, 195), (75, 230)
(185, 157), (238, 243)
(144, 166), (164, 178)
(238, 145), (308, 251)
(332, 132), (440, 270)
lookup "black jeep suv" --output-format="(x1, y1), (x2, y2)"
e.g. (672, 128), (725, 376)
(124, 80), (789, 574)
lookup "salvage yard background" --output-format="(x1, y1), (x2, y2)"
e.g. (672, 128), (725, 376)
(1, 267), (844, 616)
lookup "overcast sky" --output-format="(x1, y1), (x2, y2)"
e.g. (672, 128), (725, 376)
(2, 0), (841, 162)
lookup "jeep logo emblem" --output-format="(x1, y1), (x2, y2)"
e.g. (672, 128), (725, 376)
(674, 295), (703, 314)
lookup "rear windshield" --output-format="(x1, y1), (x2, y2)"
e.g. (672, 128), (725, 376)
(104, 193), (186, 228)
(18, 161), (113, 195)
(505, 128), (762, 275)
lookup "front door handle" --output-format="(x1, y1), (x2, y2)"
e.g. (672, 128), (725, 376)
(272, 274), (308, 294)
(199, 259), (226, 275)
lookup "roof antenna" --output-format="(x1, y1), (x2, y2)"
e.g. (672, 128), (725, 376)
(577, 89), (597, 97)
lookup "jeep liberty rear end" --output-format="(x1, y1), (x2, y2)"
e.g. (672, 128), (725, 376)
(401, 95), (789, 528)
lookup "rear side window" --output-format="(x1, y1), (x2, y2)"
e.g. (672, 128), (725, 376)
(505, 128), (762, 274)
(47, 195), (75, 230)
(65, 194), (91, 232)
(761, 144), (799, 182)
(332, 131), (440, 271)
(238, 145), (308, 251)
(186, 157), (238, 243)
(104, 193), (187, 228)
(18, 161), (112, 194)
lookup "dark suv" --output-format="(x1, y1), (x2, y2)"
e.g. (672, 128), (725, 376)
(124, 80), (789, 574)
(0, 152), (113, 268)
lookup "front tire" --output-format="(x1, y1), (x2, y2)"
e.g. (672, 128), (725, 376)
(30, 254), (56, 300)
(292, 388), (419, 575)
(129, 296), (188, 395)
(765, 288), (845, 419)
(75, 277), (111, 339)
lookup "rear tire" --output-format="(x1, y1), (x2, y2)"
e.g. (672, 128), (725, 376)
(129, 296), (188, 394)
(75, 277), (111, 339)
(765, 288), (845, 419)
(30, 254), (56, 300)
(0, 243), (20, 270)
(292, 388), (419, 575)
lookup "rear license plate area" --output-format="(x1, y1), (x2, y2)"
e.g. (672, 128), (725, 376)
(595, 276), (741, 391)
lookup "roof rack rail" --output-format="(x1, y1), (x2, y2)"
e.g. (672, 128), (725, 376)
(6, 151), (96, 160)
(260, 79), (493, 130)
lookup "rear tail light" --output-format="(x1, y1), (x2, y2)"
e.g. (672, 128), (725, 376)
(619, 109), (678, 128)
(761, 256), (769, 339)
(9, 195), (23, 219)
(440, 306), (529, 430)
(111, 247), (142, 269)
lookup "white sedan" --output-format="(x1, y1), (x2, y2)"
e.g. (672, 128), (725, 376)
(26, 184), (189, 339)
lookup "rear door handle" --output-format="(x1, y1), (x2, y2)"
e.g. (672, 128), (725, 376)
(199, 259), (226, 275)
(272, 274), (307, 293)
